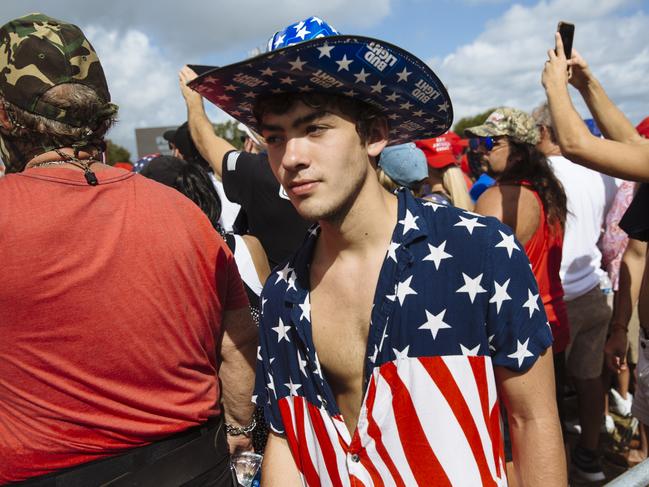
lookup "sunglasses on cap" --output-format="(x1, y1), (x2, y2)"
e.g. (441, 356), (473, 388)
(469, 137), (495, 151)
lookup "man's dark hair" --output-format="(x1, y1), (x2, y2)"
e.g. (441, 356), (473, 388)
(499, 139), (567, 229)
(253, 92), (385, 144)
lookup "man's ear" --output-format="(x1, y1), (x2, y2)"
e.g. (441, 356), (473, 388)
(0, 103), (13, 131)
(366, 117), (389, 157)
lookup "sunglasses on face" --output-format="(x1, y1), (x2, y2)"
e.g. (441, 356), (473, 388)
(469, 136), (496, 151)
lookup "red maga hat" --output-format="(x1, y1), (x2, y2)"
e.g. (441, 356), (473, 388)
(415, 135), (458, 169)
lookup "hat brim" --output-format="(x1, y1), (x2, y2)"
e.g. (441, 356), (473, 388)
(426, 153), (457, 169)
(464, 124), (504, 139)
(189, 35), (453, 145)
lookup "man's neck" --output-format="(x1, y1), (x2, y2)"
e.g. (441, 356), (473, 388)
(316, 178), (398, 259)
(25, 148), (102, 170)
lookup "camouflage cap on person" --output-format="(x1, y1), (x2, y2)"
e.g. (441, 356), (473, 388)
(465, 107), (539, 146)
(0, 13), (111, 127)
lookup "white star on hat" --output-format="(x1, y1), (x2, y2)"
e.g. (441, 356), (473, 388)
(299, 85), (314, 92)
(371, 81), (385, 93)
(272, 318), (292, 343)
(412, 109), (425, 117)
(396, 67), (411, 82)
(419, 309), (451, 339)
(224, 84), (238, 91)
(353, 69), (370, 83)
(386, 91), (400, 102)
(522, 289), (540, 318)
(289, 56), (307, 71)
(400, 101), (413, 110)
(317, 43), (334, 58)
(489, 278), (512, 313)
(456, 273), (487, 303)
(495, 230), (520, 258)
(260, 67), (276, 77)
(438, 101), (450, 112)
(273, 34), (286, 48)
(295, 26), (311, 40)
(280, 76), (295, 85)
(336, 54), (353, 71)
(423, 241), (453, 270)
(454, 215), (486, 235)
(508, 339), (534, 367)
(217, 94), (232, 101)
(387, 113), (400, 121)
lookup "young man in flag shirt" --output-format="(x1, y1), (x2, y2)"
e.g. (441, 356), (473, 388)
(188, 16), (566, 486)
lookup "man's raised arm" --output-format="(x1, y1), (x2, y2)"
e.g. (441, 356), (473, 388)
(179, 66), (236, 179)
(542, 33), (649, 182)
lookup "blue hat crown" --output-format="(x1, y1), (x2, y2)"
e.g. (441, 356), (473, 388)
(267, 16), (340, 52)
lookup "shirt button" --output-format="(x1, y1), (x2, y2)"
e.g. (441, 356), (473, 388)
(350, 454), (360, 463)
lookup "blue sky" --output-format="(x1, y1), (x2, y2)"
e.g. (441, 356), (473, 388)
(3, 0), (649, 157)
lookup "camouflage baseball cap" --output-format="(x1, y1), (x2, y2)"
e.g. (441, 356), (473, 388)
(465, 107), (539, 146)
(0, 13), (111, 127)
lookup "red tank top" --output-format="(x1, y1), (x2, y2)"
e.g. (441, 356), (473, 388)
(519, 183), (570, 353)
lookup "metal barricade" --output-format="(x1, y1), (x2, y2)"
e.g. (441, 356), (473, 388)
(605, 458), (649, 487)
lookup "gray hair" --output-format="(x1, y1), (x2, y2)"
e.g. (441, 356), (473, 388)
(531, 102), (556, 143)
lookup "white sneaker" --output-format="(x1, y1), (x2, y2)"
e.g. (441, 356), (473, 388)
(610, 389), (633, 417)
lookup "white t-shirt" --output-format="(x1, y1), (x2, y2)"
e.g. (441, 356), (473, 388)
(209, 173), (241, 233)
(548, 155), (619, 301)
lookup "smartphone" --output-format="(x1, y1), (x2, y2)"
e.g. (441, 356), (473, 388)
(557, 21), (575, 59)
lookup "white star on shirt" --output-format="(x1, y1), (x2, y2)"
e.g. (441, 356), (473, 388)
(272, 318), (292, 343)
(295, 26), (311, 40)
(395, 276), (417, 305)
(313, 355), (323, 379)
(286, 273), (297, 292)
(423, 241), (452, 270)
(299, 295), (310, 322)
(275, 262), (293, 284)
(297, 349), (308, 377)
(489, 278), (512, 313)
(396, 67), (411, 82)
(522, 289), (540, 318)
(289, 57), (306, 71)
(260, 67), (276, 76)
(393, 345), (410, 361)
(267, 373), (276, 397)
(285, 378), (302, 396)
(419, 309), (451, 339)
(399, 209), (419, 234)
(488, 334), (496, 352)
(508, 339), (534, 367)
(336, 54), (353, 71)
(495, 230), (520, 258)
(354, 69), (370, 83)
(317, 43), (334, 58)
(422, 201), (443, 211)
(252, 395), (258, 404)
(456, 273), (487, 303)
(454, 215), (486, 235)
(460, 343), (481, 356)
(386, 91), (400, 102)
(371, 81), (385, 93)
(387, 241), (400, 262)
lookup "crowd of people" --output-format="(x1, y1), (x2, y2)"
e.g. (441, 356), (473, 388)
(0, 11), (647, 487)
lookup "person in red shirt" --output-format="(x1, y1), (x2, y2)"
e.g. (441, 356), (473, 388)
(0, 14), (256, 485)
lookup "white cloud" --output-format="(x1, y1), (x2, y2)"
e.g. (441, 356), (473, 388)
(1, 0), (392, 157)
(432, 0), (649, 128)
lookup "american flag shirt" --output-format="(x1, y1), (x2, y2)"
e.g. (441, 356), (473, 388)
(254, 189), (553, 486)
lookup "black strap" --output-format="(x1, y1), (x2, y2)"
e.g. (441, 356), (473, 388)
(15, 418), (235, 487)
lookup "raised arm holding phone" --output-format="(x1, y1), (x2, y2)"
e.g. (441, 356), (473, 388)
(542, 31), (649, 182)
